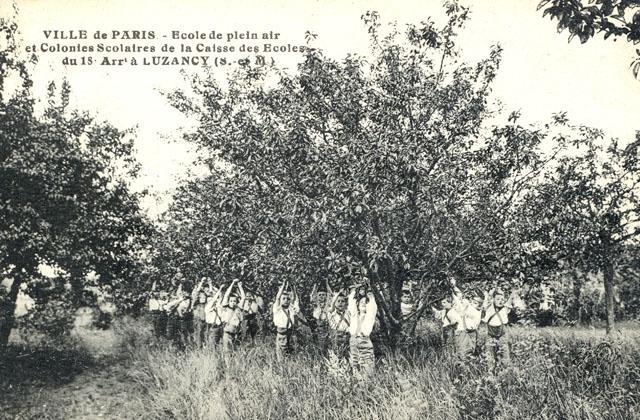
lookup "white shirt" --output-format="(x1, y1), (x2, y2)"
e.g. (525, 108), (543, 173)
(400, 301), (414, 318)
(272, 301), (300, 330)
(435, 307), (462, 329)
(483, 305), (510, 327)
(328, 310), (351, 332)
(204, 298), (222, 325)
(347, 291), (377, 337)
(148, 298), (166, 311)
(166, 297), (191, 317)
(313, 304), (331, 321)
(220, 305), (244, 333)
(461, 305), (482, 331)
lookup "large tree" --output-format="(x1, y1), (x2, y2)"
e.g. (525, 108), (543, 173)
(0, 18), (150, 348)
(159, 4), (572, 344)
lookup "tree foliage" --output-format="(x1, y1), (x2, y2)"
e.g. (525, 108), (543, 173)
(0, 18), (151, 348)
(538, 0), (640, 77)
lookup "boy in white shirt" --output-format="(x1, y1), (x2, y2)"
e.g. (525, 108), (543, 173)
(348, 279), (378, 376)
(453, 290), (483, 357)
(272, 280), (300, 361)
(241, 290), (264, 345)
(148, 281), (168, 338)
(433, 294), (461, 352)
(219, 279), (246, 352)
(165, 283), (192, 349)
(482, 288), (512, 372)
(204, 279), (223, 347)
(311, 281), (332, 354)
(328, 289), (351, 360)
(190, 278), (208, 348)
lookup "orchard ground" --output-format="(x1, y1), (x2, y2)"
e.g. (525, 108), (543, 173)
(1, 317), (639, 420)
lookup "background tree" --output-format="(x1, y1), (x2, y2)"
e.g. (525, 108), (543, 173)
(518, 118), (640, 333)
(0, 18), (151, 349)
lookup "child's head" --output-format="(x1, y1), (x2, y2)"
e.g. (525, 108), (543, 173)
(357, 295), (369, 312)
(441, 295), (453, 310)
(198, 291), (207, 303)
(228, 294), (239, 308)
(470, 294), (483, 309)
(493, 289), (506, 307)
(316, 290), (327, 305)
(281, 291), (291, 308)
(335, 294), (347, 312)
(245, 291), (255, 303)
(401, 289), (414, 304)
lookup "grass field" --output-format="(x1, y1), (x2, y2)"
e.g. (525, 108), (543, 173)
(1, 318), (639, 420)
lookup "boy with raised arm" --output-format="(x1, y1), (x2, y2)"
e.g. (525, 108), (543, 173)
(165, 281), (192, 349)
(148, 280), (168, 338)
(483, 287), (512, 372)
(348, 278), (378, 376)
(190, 277), (208, 348)
(204, 279), (224, 347)
(241, 289), (264, 345)
(452, 287), (484, 357)
(272, 280), (300, 361)
(328, 288), (351, 360)
(219, 278), (246, 352)
(311, 280), (332, 354)
(432, 292), (462, 353)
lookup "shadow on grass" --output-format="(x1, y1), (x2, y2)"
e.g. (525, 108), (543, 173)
(0, 344), (95, 397)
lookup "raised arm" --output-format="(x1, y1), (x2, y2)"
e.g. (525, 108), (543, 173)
(237, 281), (247, 308)
(291, 284), (300, 313)
(310, 283), (318, 304)
(274, 280), (287, 307)
(165, 296), (183, 312)
(325, 279), (333, 296)
(255, 296), (265, 311)
(347, 287), (357, 314)
(222, 279), (237, 307)
(329, 289), (342, 312)
(365, 291), (377, 322)
(207, 283), (222, 307)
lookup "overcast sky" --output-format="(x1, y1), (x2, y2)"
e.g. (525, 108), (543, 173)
(5, 0), (640, 217)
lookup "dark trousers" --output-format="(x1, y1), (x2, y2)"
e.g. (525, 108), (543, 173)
(331, 330), (350, 360)
(208, 324), (223, 347)
(243, 315), (259, 343)
(193, 317), (206, 348)
(166, 314), (178, 342)
(276, 330), (293, 361)
(175, 316), (193, 349)
(314, 323), (329, 354)
(150, 311), (167, 338)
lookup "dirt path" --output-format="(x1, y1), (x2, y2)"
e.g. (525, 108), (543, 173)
(5, 362), (137, 420)
(2, 328), (142, 420)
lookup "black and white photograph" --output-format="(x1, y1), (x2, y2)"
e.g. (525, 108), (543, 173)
(1, 0), (640, 419)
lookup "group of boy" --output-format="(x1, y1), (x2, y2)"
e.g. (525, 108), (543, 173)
(432, 279), (513, 371)
(146, 275), (265, 351)
(148, 274), (513, 375)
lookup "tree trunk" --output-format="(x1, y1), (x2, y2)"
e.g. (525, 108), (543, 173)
(603, 261), (615, 334)
(0, 273), (23, 350)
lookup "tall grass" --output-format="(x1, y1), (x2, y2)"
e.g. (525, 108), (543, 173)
(115, 318), (640, 420)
